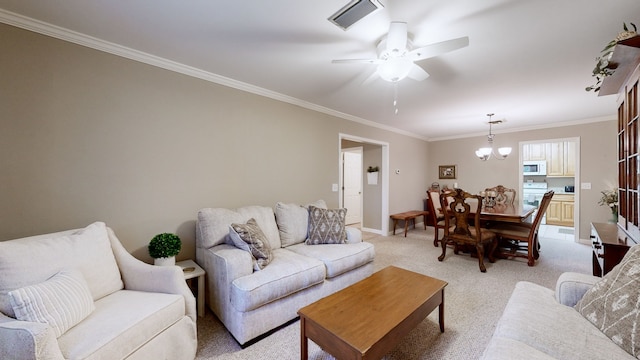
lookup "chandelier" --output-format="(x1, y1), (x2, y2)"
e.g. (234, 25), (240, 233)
(475, 114), (512, 161)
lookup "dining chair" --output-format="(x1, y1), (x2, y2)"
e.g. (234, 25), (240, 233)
(426, 189), (446, 247)
(490, 190), (554, 266)
(484, 185), (517, 205)
(438, 188), (497, 272)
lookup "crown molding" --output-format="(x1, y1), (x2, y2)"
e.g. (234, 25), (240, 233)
(427, 115), (616, 142)
(0, 9), (428, 142)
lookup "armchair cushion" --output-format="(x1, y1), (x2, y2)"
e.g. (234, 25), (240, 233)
(9, 269), (94, 337)
(575, 244), (640, 357)
(0, 222), (123, 318)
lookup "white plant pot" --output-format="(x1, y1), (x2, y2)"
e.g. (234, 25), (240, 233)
(154, 256), (176, 266)
(367, 172), (378, 185)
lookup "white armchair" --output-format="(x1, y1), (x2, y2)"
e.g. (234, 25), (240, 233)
(0, 222), (197, 360)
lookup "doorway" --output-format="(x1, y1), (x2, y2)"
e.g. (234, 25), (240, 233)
(342, 147), (363, 225)
(519, 137), (580, 241)
(339, 133), (389, 236)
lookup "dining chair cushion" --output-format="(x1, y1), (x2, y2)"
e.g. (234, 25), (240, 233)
(490, 223), (533, 238)
(447, 226), (496, 242)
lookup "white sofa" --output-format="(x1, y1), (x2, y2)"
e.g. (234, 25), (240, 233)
(0, 222), (197, 360)
(196, 201), (375, 345)
(481, 272), (635, 359)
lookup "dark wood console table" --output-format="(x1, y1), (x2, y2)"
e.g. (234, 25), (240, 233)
(590, 222), (637, 276)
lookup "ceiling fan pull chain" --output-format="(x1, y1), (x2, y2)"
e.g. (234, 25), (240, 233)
(393, 82), (399, 115)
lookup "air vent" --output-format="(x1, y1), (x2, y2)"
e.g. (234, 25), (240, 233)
(328, 0), (384, 30)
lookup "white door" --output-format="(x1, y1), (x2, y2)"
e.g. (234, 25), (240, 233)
(343, 149), (362, 225)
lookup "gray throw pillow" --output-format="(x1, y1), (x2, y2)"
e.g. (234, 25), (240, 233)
(229, 218), (273, 271)
(306, 206), (347, 245)
(575, 244), (640, 357)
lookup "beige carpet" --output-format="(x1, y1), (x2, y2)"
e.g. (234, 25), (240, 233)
(195, 226), (592, 359)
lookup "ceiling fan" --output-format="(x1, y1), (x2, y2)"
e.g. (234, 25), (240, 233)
(332, 21), (469, 83)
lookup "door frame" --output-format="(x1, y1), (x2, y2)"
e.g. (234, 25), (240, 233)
(338, 133), (390, 236)
(518, 136), (581, 242)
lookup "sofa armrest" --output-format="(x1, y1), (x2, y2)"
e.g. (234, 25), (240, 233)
(106, 228), (197, 322)
(0, 312), (64, 360)
(555, 272), (601, 307)
(345, 227), (362, 243)
(196, 244), (253, 319)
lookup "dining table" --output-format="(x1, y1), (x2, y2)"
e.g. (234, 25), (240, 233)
(439, 199), (536, 224)
(479, 203), (536, 224)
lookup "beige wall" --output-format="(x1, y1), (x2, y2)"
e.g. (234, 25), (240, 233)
(0, 24), (430, 261)
(428, 120), (618, 239)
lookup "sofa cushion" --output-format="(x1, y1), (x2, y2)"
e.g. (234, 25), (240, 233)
(275, 200), (327, 247)
(287, 242), (375, 278)
(229, 218), (273, 271)
(230, 248), (325, 312)
(197, 206), (281, 250)
(576, 244), (640, 357)
(306, 206), (347, 245)
(57, 290), (185, 359)
(9, 270), (95, 337)
(483, 281), (633, 360)
(0, 222), (123, 318)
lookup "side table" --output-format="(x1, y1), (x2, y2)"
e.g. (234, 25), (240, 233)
(177, 260), (206, 317)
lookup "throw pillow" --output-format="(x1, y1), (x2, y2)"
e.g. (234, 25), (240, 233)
(275, 200), (328, 247)
(306, 205), (347, 245)
(9, 269), (95, 337)
(575, 244), (640, 357)
(229, 218), (273, 271)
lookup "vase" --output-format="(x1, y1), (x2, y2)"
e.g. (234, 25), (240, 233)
(154, 256), (176, 266)
(367, 172), (378, 185)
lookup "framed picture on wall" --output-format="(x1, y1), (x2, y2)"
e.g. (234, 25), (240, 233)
(438, 165), (456, 179)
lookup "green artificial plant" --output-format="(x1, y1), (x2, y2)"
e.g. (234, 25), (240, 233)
(586, 22), (637, 93)
(148, 233), (182, 259)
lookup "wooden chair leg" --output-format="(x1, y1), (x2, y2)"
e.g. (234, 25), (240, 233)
(488, 239), (497, 263)
(438, 238), (448, 262)
(476, 244), (487, 272)
(433, 227), (439, 247)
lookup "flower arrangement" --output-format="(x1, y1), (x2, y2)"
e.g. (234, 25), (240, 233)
(598, 189), (619, 216)
(367, 166), (379, 173)
(586, 22), (637, 93)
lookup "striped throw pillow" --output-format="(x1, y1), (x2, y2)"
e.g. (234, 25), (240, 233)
(9, 269), (95, 337)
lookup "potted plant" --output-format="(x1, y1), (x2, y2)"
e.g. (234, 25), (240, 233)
(367, 166), (379, 185)
(586, 23), (637, 93)
(148, 233), (182, 266)
(598, 188), (619, 223)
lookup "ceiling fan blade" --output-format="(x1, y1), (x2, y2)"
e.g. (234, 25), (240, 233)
(386, 21), (408, 53)
(407, 64), (430, 81)
(362, 71), (380, 86)
(408, 36), (469, 61)
(332, 59), (383, 64)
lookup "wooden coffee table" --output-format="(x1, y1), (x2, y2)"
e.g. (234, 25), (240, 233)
(298, 266), (447, 360)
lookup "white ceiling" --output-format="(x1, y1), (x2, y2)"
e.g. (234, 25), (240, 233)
(1, 0), (638, 140)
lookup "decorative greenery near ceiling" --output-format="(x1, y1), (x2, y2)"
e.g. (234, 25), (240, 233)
(586, 23), (637, 93)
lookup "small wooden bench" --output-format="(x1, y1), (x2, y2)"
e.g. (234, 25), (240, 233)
(390, 210), (429, 237)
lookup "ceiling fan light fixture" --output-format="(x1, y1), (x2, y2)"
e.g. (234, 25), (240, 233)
(377, 57), (413, 82)
(476, 114), (510, 161)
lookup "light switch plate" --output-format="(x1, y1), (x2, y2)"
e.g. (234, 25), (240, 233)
(581, 182), (591, 190)
(332, 183), (338, 192)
